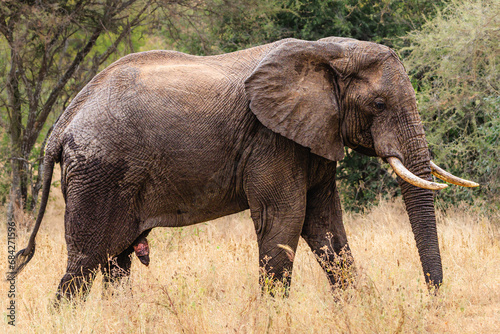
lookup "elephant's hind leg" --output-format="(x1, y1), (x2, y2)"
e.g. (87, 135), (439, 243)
(56, 155), (147, 303)
(56, 252), (103, 303)
(58, 193), (137, 302)
(301, 178), (356, 290)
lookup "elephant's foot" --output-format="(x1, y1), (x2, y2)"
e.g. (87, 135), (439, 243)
(133, 235), (150, 266)
(56, 270), (97, 305)
(323, 246), (356, 290)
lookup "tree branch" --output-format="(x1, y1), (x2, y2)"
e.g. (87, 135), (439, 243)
(26, 0), (152, 153)
(26, 25), (104, 153)
(96, 0), (154, 67)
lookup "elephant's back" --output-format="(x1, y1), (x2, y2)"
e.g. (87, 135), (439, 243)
(46, 39), (287, 162)
(55, 43), (279, 154)
(45, 51), (195, 157)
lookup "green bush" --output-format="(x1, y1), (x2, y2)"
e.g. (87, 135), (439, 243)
(275, 0), (441, 47)
(156, 0), (282, 55)
(402, 0), (500, 207)
(337, 150), (399, 212)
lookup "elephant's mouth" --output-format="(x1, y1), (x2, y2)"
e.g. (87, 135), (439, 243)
(352, 145), (377, 157)
(386, 157), (479, 190)
(341, 132), (377, 157)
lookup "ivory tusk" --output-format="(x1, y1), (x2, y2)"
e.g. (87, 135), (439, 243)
(387, 157), (448, 190)
(430, 161), (479, 188)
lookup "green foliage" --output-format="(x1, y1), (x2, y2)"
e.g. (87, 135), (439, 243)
(402, 0), (500, 207)
(156, 0), (282, 55)
(201, 0), (282, 53)
(157, 0), (442, 55)
(337, 150), (399, 212)
(274, 0), (441, 47)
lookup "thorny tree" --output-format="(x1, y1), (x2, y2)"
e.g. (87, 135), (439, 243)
(0, 0), (160, 224)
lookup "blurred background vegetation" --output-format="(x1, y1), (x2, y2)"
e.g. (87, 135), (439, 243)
(1, 0), (498, 218)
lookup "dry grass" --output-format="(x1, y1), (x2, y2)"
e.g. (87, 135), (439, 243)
(1, 177), (499, 333)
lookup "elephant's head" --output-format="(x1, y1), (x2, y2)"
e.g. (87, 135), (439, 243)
(245, 37), (478, 289)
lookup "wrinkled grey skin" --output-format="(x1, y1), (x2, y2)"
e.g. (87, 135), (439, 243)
(12, 37), (442, 300)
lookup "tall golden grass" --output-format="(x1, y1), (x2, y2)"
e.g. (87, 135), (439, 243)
(1, 176), (499, 333)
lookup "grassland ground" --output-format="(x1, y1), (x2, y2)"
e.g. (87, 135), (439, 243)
(1, 170), (499, 333)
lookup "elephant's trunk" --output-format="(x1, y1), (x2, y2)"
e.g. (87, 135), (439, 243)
(400, 179), (443, 288)
(399, 132), (443, 289)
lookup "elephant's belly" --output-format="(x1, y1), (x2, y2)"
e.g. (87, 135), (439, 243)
(135, 164), (250, 230)
(141, 196), (249, 230)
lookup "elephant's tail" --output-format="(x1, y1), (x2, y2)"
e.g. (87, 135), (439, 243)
(6, 157), (55, 280)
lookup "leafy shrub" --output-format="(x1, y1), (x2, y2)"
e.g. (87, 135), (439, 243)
(275, 0), (441, 47)
(156, 0), (283, 55)
(402, 0), (500, 207)
(337, 150), (399, 212)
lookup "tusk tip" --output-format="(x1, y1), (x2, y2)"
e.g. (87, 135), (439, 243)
(430, 161), (480, 188)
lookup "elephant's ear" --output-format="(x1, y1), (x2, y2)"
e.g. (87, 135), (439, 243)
(245, 40), (346, 161)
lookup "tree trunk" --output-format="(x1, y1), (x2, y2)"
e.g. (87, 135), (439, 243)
(6, 43), (27, 221)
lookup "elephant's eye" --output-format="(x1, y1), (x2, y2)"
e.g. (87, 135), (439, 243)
(374, 100), (386, 111)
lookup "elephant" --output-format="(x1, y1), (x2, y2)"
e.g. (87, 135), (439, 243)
(9, 36), (478, 301)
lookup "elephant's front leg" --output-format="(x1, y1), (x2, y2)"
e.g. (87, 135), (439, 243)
(250, 202), (306, 296)
(244, 147), (308, 295)
(301, 176), (356, 290)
